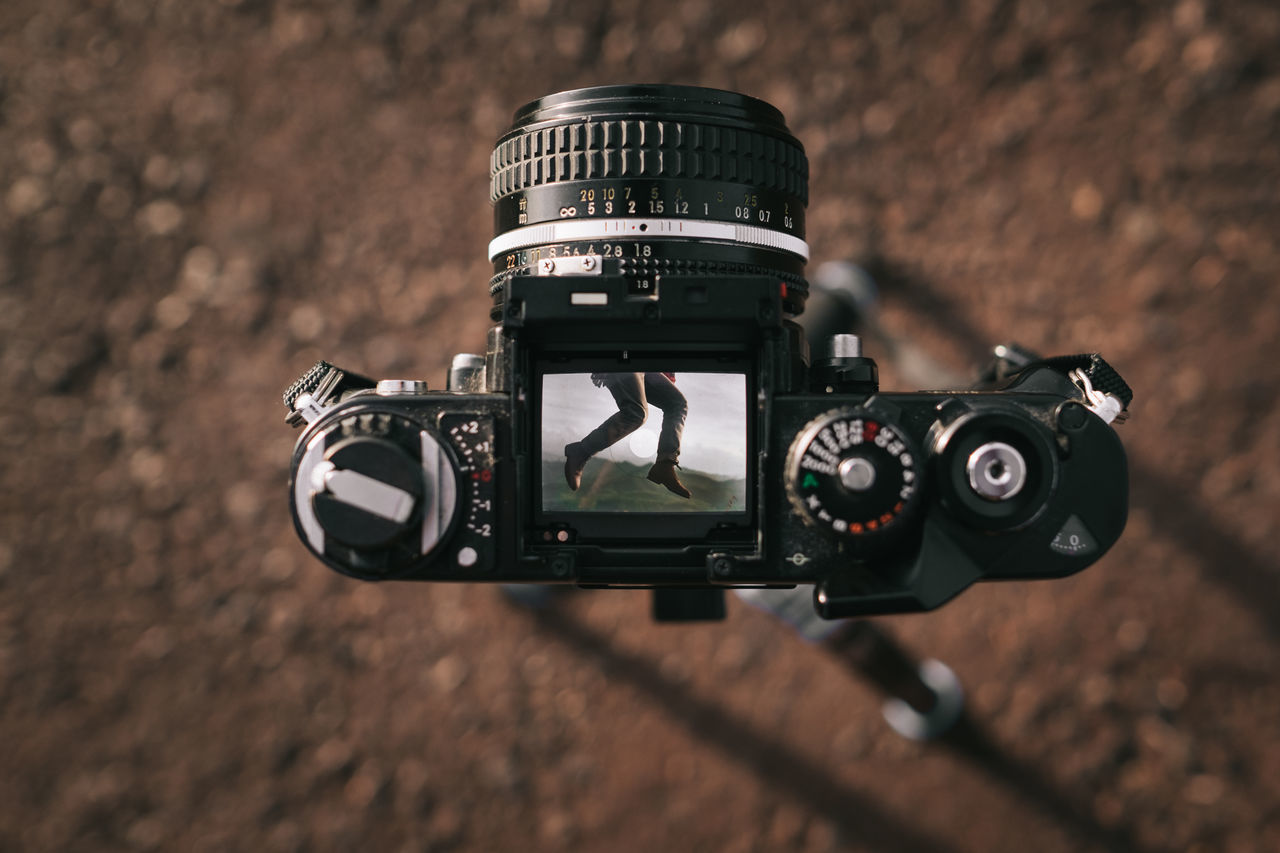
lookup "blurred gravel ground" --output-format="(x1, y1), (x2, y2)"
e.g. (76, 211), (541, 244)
(1, 0), (1278, 851)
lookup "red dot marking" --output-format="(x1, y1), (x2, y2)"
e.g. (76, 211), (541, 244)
(480, 469), (493, 482)
(864, 421), (880, 440)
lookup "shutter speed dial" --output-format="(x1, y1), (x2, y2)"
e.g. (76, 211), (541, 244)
(786, 408), (924, 553)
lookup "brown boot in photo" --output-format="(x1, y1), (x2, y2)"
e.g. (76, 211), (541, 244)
(646, 460), (692, 499)
(564, 442), (590, 491)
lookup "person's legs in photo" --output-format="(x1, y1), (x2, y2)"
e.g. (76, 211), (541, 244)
(564, 373), (647, 491)
(641, 372), (691, 499)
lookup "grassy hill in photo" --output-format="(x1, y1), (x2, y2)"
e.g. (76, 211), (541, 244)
(542, 456), (747, 513)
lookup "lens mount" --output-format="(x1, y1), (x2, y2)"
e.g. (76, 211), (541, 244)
(489, 85), (810, 313)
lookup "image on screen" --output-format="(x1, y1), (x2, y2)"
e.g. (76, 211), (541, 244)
(541, 372), (748, 513)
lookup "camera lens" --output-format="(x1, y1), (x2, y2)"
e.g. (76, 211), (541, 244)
(489, 85), (809, 314)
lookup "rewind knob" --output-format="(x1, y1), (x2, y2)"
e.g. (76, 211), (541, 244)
(292, 411), (460, 578)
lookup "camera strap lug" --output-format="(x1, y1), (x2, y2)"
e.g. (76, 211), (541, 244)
(282, 360), (377, 427)
(1069, 367), (1129, 425)
(291, 393), (329, 426)
(996, 352), (1133, 426)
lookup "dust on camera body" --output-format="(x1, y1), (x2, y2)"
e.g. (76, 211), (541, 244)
(284, 86), (1131, 619)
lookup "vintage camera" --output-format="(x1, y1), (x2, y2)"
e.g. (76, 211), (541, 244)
(283, 85), (1131, 619)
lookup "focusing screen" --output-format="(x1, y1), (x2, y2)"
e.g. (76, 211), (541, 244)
(542, 372), (747, 513)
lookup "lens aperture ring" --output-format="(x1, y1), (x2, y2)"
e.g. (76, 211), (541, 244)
(488, 254), (809, 298)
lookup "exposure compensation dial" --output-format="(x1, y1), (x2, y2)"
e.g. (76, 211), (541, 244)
(786, 409), (925, 554)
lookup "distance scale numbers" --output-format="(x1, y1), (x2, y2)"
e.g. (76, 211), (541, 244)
(442, 414), (497, 569)
(496, 182), (804, 233)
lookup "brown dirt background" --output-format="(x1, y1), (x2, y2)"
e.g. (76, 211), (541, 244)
(2, 0), (1279, 851)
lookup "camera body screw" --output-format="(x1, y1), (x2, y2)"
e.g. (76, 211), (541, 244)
(538, 258), (556, 274)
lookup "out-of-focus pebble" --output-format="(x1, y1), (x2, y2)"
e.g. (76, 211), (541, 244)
(143, 155), (179, 191)
(7, 177), (48, 216)
(1071, 182), (1105, 221)
(1117, 619), (1150, 652)
(429, 655), (468, 693)
(19, 138), (58, 174)
(223, 482), (262, 523)
(154, 294), (192, 330)
(288, 305), (326, 342)
(1156, 677), (1189, 710)
(862, 101), (898, 137)
(1182, 32), (1228, 75)
(137, 200), (184, 236)
(67, 117), (103, 151)
(261, 548), (296, 583)
(716, 22), (765, 63)
(97, 185), (133, 219)
(1184, 774), (1225, 805)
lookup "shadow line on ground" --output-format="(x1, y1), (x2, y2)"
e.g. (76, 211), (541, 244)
(526, 603), (966, 853)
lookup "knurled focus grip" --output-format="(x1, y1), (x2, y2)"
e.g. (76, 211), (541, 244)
(490, 119), (808, 203)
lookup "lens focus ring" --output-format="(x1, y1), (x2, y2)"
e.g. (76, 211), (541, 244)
(491, 119), (808, 202)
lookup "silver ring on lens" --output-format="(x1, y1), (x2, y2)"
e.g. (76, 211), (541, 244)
(487, 218), (810, 262)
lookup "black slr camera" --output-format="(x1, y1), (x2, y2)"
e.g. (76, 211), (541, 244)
(283, 85), (1131, 619)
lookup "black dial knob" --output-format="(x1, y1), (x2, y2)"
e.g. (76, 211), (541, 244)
(786, 408), (924, 553)
(292, 411), (460, 577)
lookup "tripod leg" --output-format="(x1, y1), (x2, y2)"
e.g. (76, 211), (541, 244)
(735, 588), (965, 740)
(826, 621), (965, 740)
